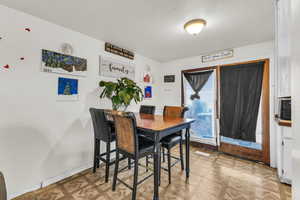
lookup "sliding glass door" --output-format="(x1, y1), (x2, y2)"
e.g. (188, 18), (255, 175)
(183, 70), (217, 145)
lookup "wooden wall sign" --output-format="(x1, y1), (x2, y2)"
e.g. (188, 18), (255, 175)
(164, 75), (175, 83)
(99, 56), (135, 80)
(202, 49), (234, 63)
(105, 42), (134, 60)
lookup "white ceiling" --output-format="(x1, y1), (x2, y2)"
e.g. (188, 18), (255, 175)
(0, 0), (274, 62)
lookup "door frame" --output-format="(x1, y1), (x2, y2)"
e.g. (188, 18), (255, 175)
(181, 66), (218, 145)
(181, 59), (270, 165)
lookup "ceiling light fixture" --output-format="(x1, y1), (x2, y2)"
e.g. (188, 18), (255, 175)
(184, 19), (207, 35)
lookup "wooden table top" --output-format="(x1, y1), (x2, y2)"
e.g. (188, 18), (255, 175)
(135, 113), (195, 131)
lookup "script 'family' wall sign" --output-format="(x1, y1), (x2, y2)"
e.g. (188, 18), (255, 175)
(105, 42), (134, 60)
(99, 56), (135, 80)
(202, 49), (234, 63)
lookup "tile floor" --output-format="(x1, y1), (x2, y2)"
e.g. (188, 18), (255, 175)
(14, 146), (291, 200)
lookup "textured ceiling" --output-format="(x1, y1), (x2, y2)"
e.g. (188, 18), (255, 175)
(0, 0), (274, 62)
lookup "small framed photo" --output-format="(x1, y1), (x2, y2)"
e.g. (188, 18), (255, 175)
(57, 77), (79, 101)
(164, 75), (175, 83)
(144, 86), (152, 99)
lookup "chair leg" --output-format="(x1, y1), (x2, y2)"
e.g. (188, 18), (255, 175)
(128, 158), (131, 169)
(146, 156), (149, 172)
(162, 148), (166, 163)
(93, 139), (98, 173)
(167, 148), (171, 184)
(97, 140), (100, 168)
(112, 150), (119, 191)
(159, 153), (161, 186)
(132, 158), (139, 200)
(105, 142), (111, 183)
(179, 139), (184, 171)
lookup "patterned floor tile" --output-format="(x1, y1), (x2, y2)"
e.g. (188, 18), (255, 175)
(35, 187), (65, 200)
(12, 146), (291, 200)
(63, 177), (89, 193)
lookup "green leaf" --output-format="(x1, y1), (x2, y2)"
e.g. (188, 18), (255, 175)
(98, 77), (143, 110)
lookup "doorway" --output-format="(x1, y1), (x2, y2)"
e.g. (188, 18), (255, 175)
(183, 68), (217, 145)
(181, 59), (270, 164)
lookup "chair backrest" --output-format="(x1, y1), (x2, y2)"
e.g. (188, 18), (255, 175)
(163, 106), (188, 118)
(139, 105), (156, 115)
(89, 108), (112, 142)
(112, 112), (138, 155)
(0, 171), (7, 200)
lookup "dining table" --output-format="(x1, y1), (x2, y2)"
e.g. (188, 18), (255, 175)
(134, 113), (195, 200)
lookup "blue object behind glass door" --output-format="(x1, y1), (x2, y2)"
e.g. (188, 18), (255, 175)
(184, 72), (215, 140)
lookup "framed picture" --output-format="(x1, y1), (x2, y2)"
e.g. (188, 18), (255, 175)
(57, 77), (79, 101)
(99, 56), (135, 80)
(142, 72), (152, 83)
(42, 49), (87, 76)
(144, 86), (152, 99)
(164, 75), (175, 83)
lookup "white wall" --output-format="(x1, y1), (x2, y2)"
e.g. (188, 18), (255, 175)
(0, 3), (281, 199)
(157, 41), (277, 167)
(291, 0), (300, 199)
(0, 5), (161, 198)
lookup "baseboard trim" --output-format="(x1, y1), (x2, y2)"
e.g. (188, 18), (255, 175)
(42, 162), (93, 187)
(279, 176), (292, 185)
(8, 162), (93, 200)
(8, 184), (41, 200)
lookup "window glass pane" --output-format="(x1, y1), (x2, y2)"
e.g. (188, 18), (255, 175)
(184, 71), (215, 140)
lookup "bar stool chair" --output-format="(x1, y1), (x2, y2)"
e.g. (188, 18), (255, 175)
(0, 171), (7, 200)
(139, 105), (155, 115)
(161, 106), (188, 184)
(139, 105), (155, 171)
(90, 108), (128, 182)
(112, 112), (155, 200)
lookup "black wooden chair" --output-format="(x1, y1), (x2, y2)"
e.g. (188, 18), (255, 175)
(112, 112), (154, 200)
(0, 171), (7, 200)
(161, 106), (188, 184)
(90, 108), (128, 183)
(139, 105), (155, 171)
(139, 105), (155, 115)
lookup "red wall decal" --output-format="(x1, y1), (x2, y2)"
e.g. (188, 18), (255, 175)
(3, 64), (10, 69)
(25, 28), (31, 32)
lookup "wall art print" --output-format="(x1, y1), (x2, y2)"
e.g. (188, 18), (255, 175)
(99, 56), (135, 80)
(57, 77), (79, 101)
(144, 86), (152, 99)
(42, 49), (87, 76)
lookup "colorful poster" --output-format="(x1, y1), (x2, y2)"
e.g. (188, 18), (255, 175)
(144, 86), (152, 99)
(57, 77), (79, 101)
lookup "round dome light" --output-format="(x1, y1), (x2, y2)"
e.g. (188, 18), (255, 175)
(184, 19), (207, 35)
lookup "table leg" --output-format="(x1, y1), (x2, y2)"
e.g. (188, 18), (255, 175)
(185, 127), (190, 178)
(153, 138), (160, 200)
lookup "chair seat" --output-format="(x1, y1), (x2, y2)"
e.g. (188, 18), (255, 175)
(138, 136), (155, 155)
(98, 132), (116, 142)
(161, 134), (181, 149)
(110, 132), (116, 142)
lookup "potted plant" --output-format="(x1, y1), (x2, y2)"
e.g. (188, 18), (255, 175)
(99, 77), (144, 111)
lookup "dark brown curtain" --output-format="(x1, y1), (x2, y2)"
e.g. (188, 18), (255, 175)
(183, 70), (213, 100)
(220, 62), (264, 142)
